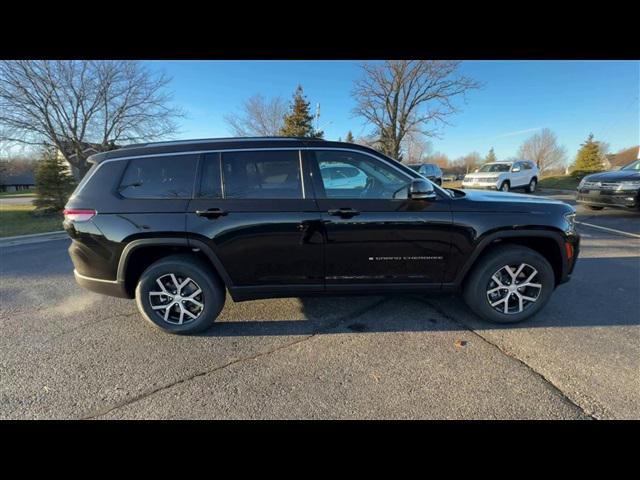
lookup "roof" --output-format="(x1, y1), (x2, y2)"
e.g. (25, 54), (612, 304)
(86, 137), (372, 164)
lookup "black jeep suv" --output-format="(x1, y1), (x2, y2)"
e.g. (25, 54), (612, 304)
(64, 137), (579, 334)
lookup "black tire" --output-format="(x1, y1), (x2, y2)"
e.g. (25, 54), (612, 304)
(525, 177), (537, 193)
(462, 245), (555, 324)
(135, 254), (225, 334)
(499, 181), (510, 192)
(586, 205), (604, 210)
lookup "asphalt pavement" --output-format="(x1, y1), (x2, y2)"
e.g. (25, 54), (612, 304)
(0, 193), (638, 419)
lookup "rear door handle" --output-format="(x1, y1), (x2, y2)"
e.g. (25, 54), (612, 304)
(328, 208), (360, 218)
(195, 208), (227, 219)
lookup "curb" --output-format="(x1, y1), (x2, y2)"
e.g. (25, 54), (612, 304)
(0, 230), (67, 247)
(538, 188), (576, 195)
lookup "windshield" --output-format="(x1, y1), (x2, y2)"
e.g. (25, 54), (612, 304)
(622, 160), (640, 171)
(478, 163), (511, 173)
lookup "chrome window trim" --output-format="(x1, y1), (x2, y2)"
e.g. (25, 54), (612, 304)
(76, 146), (447, 199)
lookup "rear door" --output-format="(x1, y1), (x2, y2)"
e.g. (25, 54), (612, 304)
(308, 149), (453, 287)
(187, 149), (324, 290)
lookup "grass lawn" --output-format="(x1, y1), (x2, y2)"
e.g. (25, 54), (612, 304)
(442, 180), (463, 189)
(0, 204), (63, 237)
(0, 188), (35, 197)
(538, 175), (580, 190)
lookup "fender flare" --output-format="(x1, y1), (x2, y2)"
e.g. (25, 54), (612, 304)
(116, 237), (234, 288)
(452, 229), (567, 286)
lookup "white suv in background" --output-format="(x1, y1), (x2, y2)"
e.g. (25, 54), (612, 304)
(462, 160), (539, 193)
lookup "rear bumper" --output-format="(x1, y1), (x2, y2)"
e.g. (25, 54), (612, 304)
(74, 270), (131, 298)
(576, 190), (640, 209)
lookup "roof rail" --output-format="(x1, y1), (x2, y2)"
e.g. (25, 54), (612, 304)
(121, 136), (326, 149)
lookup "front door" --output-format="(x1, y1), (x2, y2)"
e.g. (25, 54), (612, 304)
(308, 149), (453, 287)
(187, 150), (324, 291)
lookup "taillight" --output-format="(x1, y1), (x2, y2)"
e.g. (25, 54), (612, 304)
(63, 209), (96, 222)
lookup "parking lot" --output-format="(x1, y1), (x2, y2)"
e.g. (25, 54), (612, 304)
(0, 191), (638, 419)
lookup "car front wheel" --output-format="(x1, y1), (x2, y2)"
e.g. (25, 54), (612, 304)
(499, 181), (510, 192)
(526, 178), (537, 193)
(135, 254), (225, 334)
(462, 245), (555, 324)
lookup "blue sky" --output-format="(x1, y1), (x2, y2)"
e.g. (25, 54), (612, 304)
(148, 60), (639, 161)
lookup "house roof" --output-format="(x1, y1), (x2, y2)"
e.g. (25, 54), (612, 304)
(0, 171), (35, 185)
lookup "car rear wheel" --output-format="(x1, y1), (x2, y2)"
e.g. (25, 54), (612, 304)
(586, 205), (604, 210)
(135, 254), (225, 334)
(462, 245), (555, 324)
(499, 181), (510, 192)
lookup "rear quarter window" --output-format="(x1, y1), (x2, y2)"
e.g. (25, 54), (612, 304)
(119, 155), (198, 199)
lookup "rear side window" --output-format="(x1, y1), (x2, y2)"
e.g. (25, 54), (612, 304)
(222, 150), (302, 199)
(119, 155), (198, 199)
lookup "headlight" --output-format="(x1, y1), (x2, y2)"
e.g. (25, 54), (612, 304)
(617, 181), (640, 190)
(564, 211), (576, 233)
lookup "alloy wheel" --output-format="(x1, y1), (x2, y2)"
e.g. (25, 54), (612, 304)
(486, 263), (542, 314)
(148, 273), (204, 325)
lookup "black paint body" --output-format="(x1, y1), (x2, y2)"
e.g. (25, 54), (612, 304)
(64, 138), (579, 301)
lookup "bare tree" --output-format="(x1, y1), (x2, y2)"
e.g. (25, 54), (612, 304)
(224, 94), (287, 137)
(517, 128), (567, 173)
(0, 60), (182, 177)
(402, 128), (433, 164)
(351, 60), (481, 161)
(425, 151), (450, 168)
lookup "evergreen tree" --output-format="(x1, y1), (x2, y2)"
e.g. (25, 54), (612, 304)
(279, 85), (323, 138)
(345, 131), (355, 143)
(573, 133), (606, 173)
(485, 147), (497, 163)
(34, 146), (76, 213)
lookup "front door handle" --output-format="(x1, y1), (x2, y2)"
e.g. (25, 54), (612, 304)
(195, 208), (227, 219)
(328, 207), (360, 218)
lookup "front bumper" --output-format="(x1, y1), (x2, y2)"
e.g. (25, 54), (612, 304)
(576, 189), (640, 209)
(461, 181), (499, 190)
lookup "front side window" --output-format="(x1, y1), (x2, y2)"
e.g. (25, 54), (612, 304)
(119, 155), (198, 199)
(314, 150), (411, 199)
(222, 150), (302, 199)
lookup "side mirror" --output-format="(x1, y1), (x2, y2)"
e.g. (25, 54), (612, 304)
(511, 167), (521, 172)
(409, 179), (436, 200)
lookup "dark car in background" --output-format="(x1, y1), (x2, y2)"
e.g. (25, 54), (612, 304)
(576, 159), (640, 211)
(407, 163), (443, 185)
(63, 137), (579, 335)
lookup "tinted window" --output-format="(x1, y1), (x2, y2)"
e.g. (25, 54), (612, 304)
(522, 161), (532, 170)
(314, 150), (411, 199)
(119, 155), (197, 199)
(222, 150), (302, 199)
(199, 153), (222, 198)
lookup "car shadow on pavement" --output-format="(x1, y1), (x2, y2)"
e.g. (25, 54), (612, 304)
(199, 256), (640, 337)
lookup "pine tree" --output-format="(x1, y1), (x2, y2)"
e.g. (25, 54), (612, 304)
(573, 133), (606, 173)
(485, 147), (497, 163)
(279, 85), (323, 138)
(34, 147), (76, 213)
(345, 131), (355, 143)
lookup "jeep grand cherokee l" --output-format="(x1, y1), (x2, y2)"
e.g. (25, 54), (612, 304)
(64, 137), (579, 334)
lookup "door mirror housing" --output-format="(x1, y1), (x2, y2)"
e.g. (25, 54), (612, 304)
(409, 179), (436, 200)
(511, 166), (521, 172)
